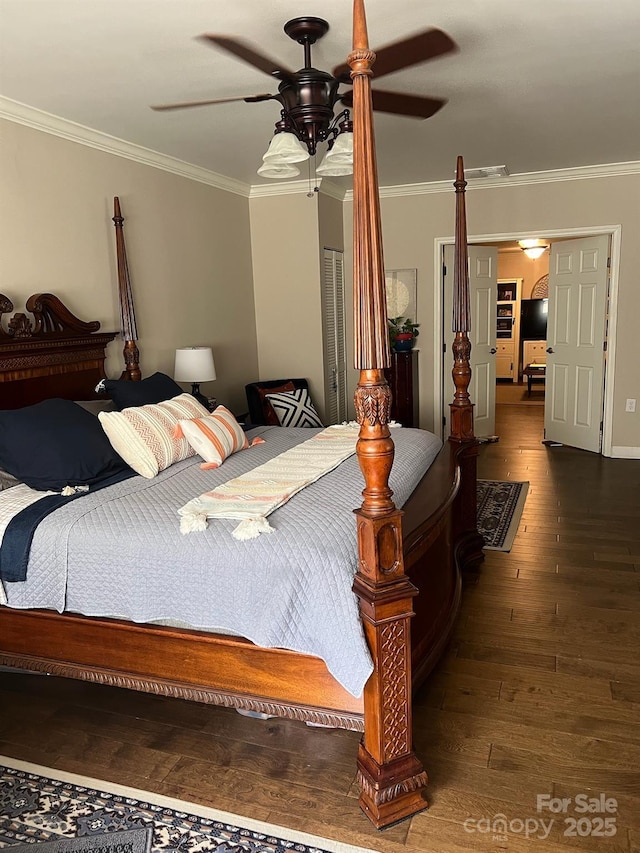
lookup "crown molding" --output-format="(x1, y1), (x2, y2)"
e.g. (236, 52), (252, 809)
(249, 179), (314, 198)
(249, 176), (348, 200)
(4, 96), (637, 203)
(344, 160), (640, 200)
(231, 158), (640, 200)
(316, 179), (349, 202)
(0, 96), (251, 198)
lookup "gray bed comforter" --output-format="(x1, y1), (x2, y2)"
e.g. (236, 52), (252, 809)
(3, 425), (442, 697)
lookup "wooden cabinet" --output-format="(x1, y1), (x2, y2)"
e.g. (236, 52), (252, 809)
(385, 350), (418, 427)
(522, 340), (547, 367)
(496, 279), (522, 382)
(496, 342), (516, 380)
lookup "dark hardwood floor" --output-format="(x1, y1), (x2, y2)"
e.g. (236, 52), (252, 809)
(2, 399), (639, 852)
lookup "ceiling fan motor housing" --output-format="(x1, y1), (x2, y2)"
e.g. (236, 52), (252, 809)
(278, 17), (340, 154)
(276, 71), (341, 154)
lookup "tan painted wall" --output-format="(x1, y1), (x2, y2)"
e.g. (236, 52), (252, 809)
(344, 173), (640, 451)
(318, 191), (345, 254)
(2, 118), (636, 450)
(498, 252), (549, 299)
(0, 120), (258, 415)
(249, 191), (326, 418)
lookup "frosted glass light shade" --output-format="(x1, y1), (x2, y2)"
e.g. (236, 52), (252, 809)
(262, 132), (310, 164)
(522, 246), (548, 259)
(316, 131), (354, 176)
(257, 161), (301, 179)
(316, 159), (354, 176)
(174, 347), (216, 382)
(326, 131), (353, 164)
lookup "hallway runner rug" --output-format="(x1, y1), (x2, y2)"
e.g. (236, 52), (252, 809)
(477, 479), (529, 551)
(0, 757), (376, 853)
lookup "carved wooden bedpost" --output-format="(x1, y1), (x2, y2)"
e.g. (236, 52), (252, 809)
(112, 197), (141, 381)
(349, 0), (428, 828)
(448, 157), (484, 567)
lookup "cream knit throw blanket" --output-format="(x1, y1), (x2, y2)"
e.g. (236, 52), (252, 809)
(178, 424), (360, 540)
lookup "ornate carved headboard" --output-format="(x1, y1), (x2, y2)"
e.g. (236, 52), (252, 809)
(0, 293), (116, 409)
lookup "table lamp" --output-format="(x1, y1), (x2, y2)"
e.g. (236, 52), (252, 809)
(174, 346), (216, 409)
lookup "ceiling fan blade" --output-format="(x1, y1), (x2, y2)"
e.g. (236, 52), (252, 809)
(373, 28), (458, 78)
(151, 93), (274, 111)
(199, 34), (295, 80)
(340, 88), (447, 119)
(332, 28), (457, 82)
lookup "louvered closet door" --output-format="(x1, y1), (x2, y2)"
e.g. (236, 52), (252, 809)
(322, 248), (348, 424)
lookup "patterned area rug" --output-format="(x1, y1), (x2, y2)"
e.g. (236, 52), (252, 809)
(477, 479), (529, 551)
(0, 758), (376, 853)
(8, 827), (151, 853)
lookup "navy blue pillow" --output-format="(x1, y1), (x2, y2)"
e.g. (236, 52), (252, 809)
(102, 372), (183, 410)
(0, 398), (131, 491)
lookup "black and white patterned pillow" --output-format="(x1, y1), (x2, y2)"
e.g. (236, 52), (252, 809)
(265, 388), (324, 428)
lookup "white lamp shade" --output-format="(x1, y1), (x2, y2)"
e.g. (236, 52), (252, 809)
(262, 132), (310, 164)
(257, 161), (301, 179)
(174, 347), (216, 382)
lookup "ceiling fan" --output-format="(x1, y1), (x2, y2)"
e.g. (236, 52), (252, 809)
(151, 16), (458, 161)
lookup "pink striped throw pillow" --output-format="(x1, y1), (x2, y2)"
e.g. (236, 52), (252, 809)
(176, 406), (252, 469)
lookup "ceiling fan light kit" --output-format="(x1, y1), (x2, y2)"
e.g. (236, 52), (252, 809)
(152, 14), (457, 183)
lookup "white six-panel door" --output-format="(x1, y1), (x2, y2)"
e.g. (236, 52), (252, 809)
(544, 235), (610, 452)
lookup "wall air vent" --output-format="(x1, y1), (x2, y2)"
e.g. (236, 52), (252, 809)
(463, 165), (510, 179)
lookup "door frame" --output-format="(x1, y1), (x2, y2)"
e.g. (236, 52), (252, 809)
(434, 224), (622, 457)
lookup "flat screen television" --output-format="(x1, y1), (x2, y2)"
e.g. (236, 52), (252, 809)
(520, 298), (548, 339)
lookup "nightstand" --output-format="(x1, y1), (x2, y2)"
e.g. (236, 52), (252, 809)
(384, 350), (419, 427)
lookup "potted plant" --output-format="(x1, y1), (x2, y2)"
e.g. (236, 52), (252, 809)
(388, 316), (420, 351)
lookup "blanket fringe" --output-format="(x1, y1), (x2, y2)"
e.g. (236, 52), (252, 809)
(180, 510), (209, 534)
(232, 517), (274, 540)
(179, 425), (359, 539)
(61, 485), (90, 496)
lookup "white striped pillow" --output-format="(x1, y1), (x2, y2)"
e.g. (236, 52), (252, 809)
(176, 406), (249, 469)
(98, 393), (210, 478)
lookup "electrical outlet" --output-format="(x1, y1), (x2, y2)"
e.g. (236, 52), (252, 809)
(625, 398), (636, 413)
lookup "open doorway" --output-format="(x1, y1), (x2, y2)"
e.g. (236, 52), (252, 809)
(437, 226), (621, 456)
(495, 253), (548, 428)
(441, 242), (550, 440)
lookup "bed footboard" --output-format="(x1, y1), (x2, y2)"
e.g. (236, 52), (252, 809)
(0, 610), (365, 729)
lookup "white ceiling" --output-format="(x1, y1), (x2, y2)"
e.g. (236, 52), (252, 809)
(1, 0), (639, 189)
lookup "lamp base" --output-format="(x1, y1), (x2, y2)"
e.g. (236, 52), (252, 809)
(190, 383), (214, 412)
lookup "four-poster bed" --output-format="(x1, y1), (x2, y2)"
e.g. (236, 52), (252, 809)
(0, 0), (482, 830)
